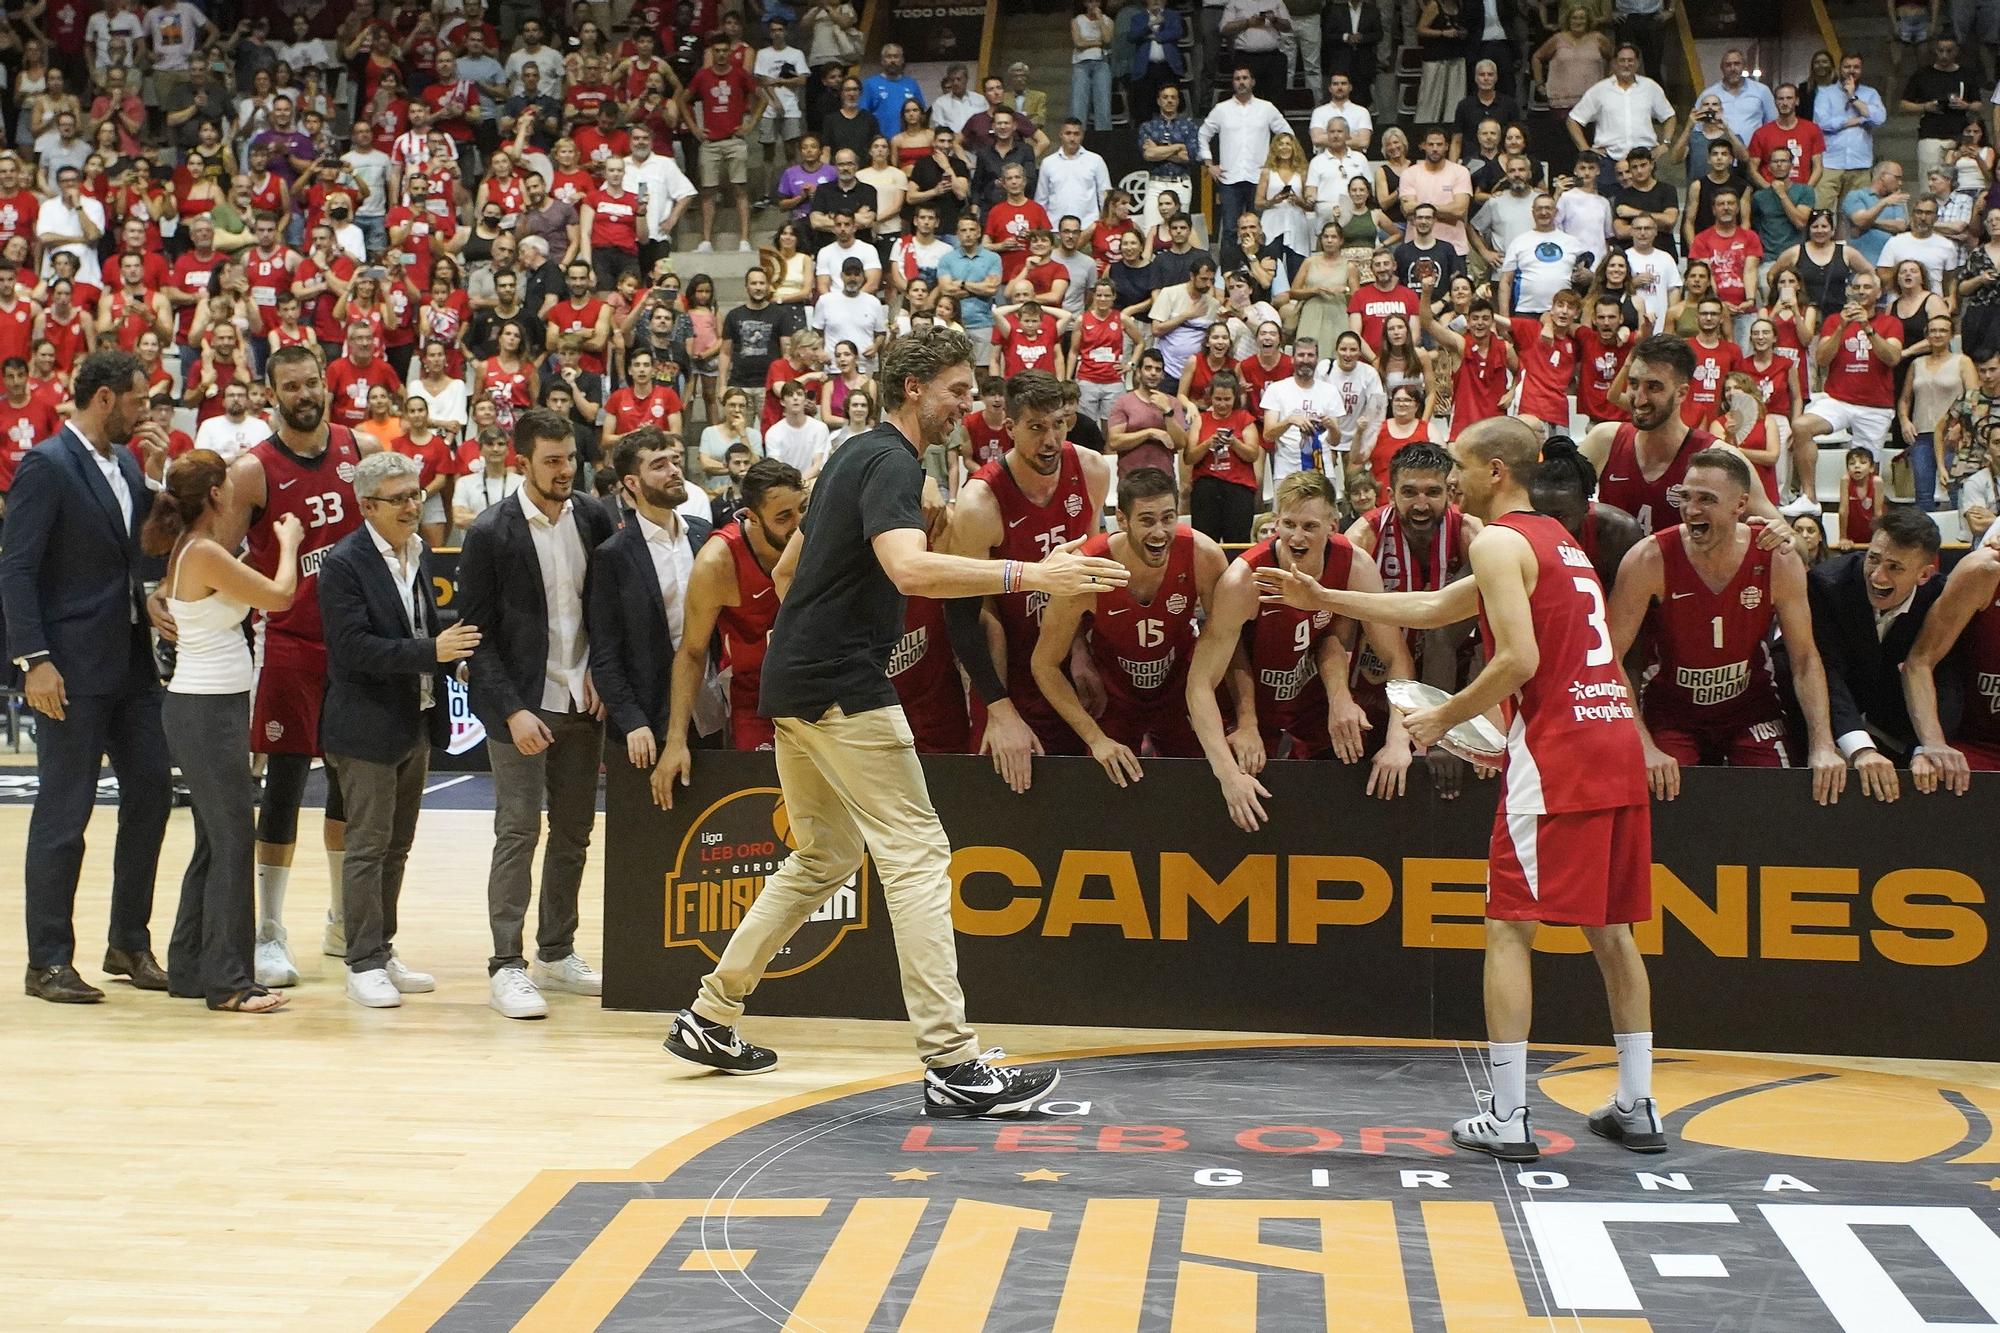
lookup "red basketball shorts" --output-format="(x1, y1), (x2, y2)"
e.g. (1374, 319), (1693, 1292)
(1487, 803), (1653, 926)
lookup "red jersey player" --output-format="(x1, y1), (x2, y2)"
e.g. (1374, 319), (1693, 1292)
(1507, 291), (1581, 438)
(1905, 543), (2000, 789)
(1582, 334), (1718, 534)
(1258, 417), (1662, 1163)
(177, 346), (376, 986)
(1608, 448), (1844, 800)
(1419, 276), (1516, 440)
(942, 370), (1115, 787)
(1031, 468), (1230, 778)
(672, 458), (805, 752)
(1188, 470), (1416, 830)
(889, 590), (971, 753)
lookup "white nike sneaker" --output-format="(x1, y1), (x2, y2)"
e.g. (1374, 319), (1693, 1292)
(695, 240), (714, 253)
(531, 953), (602, 995)
(1779, 494), (1823, 519)
(254, 936), (299, 988)
(345, 968), (400, 1008)
(489, 966), (549, 1019)
(1452, 1091), (1540, 1162)
(384, 954), (436, 994)
(322, 913), (346, 958)
(1588, 1096), (1668, 1153)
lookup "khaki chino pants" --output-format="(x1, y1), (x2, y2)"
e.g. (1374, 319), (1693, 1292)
(693, 704), (981, 1068)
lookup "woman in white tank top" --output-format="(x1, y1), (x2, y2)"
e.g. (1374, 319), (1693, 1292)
(143, 449), (303, 1014)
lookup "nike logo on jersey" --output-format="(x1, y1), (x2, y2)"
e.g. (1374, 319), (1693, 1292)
(1671, 591), (1694, 599)
(1603, 473), (1628, 482)
(752, 589), (773, 599)
(1007, 517), (1028, 528)
(1104, 606), (1129, 615)
(277, 478), (298, 489)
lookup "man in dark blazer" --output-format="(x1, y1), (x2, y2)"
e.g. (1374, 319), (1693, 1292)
(0, 349), (173, 1003)
(456, 406), (616, 1020)
(1320, 0), (1383, 106)
(1806, 506), (1948, 803)
(588, 427), (713, 780)
(318, 451), (480, 1008)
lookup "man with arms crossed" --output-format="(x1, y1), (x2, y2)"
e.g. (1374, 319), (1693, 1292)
(658, 330), (1125, 1117)
(1606, 448), (1845, 803)
(1258, 418), (1662, 1161)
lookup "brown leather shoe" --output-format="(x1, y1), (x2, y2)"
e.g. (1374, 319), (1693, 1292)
(103, 947), (170, 991)
(25, 964), (105, 1003)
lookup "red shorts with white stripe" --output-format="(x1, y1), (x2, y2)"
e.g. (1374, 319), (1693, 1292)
(1650, 718), (1789, 768)
(251, 634), (328, 756)
(1487, 803), (1653, 926)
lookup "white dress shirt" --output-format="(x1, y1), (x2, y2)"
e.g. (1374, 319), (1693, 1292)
(621, 150), (698, 242)
(1034, 146), (1112, 226)
(1568, 75), (1676, 160)
(368, 520), (434, 710)
(930, 91), (985, 133)
(35, 194), (106, 285)
(1199, 94), (1291, 185)
(1309, 99), (1373, 147)
(519, 487), (589, 712)
(635, 509), (694, 649)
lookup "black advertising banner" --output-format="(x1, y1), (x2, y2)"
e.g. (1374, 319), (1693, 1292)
(887, 0), (985, 65)
(603, 753), (1999, 1061)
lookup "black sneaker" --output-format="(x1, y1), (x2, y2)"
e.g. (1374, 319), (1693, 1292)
(662, 1009), (778, 1074)
(922, 1048), (1060, 1118)
(1588, 1097), (1669, 1153)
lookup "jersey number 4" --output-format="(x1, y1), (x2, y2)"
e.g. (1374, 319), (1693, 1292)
(302, 492), (347, 529)
(1574, 576), (1612, 667)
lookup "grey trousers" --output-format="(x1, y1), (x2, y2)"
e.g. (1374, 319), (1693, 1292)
(162, 692), (257, 1003)
(484, 708), (601, 974)
(336, 737), (429, 973)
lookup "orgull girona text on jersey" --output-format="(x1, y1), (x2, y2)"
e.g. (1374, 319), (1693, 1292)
(1260, 657), (1314, 702)
(299, 546), (331, 579)
(886, 626), (928, 678)
(1120, 651), (1176, 692)
(1676, 661), (1750, 705)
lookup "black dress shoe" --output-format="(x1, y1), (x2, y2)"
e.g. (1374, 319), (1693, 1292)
(25, 964), (105, 1003)
(103, 947), (170, 991)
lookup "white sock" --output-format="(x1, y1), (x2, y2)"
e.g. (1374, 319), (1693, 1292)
(1487, 1041), (1529, 1120)
(256, 864), (290, 941)
(326, 850), (346, 919)
(1614, 1031), (1654, 1109)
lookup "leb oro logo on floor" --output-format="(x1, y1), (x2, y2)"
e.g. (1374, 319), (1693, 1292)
(662, 786), (868, 977)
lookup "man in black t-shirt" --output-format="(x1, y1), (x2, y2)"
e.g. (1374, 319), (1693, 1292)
(720, 268), (785, 416)
(1392, 203), (1468, 294)
(807, 149), (880, 249)
(657, 329), (1122, 1118)
(1903, 36), (1988, 189)
(1612, 147), (1682, 259)
(908, 128), (974, 236)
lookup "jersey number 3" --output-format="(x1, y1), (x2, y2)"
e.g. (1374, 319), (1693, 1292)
(1574, 576), (1612, 667)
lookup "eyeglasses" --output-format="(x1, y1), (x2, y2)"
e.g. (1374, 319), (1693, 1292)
(368, 490), (424, 508)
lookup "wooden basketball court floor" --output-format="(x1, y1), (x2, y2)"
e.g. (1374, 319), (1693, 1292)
(4, 800), (1998, 1330)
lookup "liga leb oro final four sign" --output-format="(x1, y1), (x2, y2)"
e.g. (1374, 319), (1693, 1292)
(378, 1039), (2000, 1331)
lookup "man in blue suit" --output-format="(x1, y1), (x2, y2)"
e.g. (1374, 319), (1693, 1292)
(1125, 0), (1189, 124)
(0, 349), (174, 1004)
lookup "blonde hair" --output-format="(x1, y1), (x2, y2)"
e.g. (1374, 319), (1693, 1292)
(1275, 469), (1340, 512)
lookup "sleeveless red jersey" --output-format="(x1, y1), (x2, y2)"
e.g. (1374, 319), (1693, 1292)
(41, 307), (86, 373)
(974, 445), (1095, 739)
(1082, 529), (1200, 714)
(997, 316), (1061, 378)
(168, 250), (224, 342)
(963, 412), (1007, 467)
(712, 522), (779, 747)
(1820, 312), (1899, 407)
(1448, 330), (1511, 438)
(1741, 417), (1779, 504)
(246, 246), (294, 315)
(887, 593), (970, 753)
(1957, 578), (2000, 756)
(1356, 502), (1467, 683)
(298, 253), (355, 343)
(1191, 408), (1259, 489)
(248, 172), (286, 216)
(0, 297), (33, 364)
(1509, 317), (1578, 423)
(481, 359), (533, 428)
(1478, 511), (1646, 813)
(1639, 525), (1783, 733)
(1844, 475), (1879, 544)
(270, 324), (316, 355)
(245, 427), (366, 650)
(1240, 536), (1355, 744)
(1599, 423), (1712, 535)
(1681, 336), (1739, 427)
(1574, 327), (1630, 422)
(546, 298), (609, 374)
